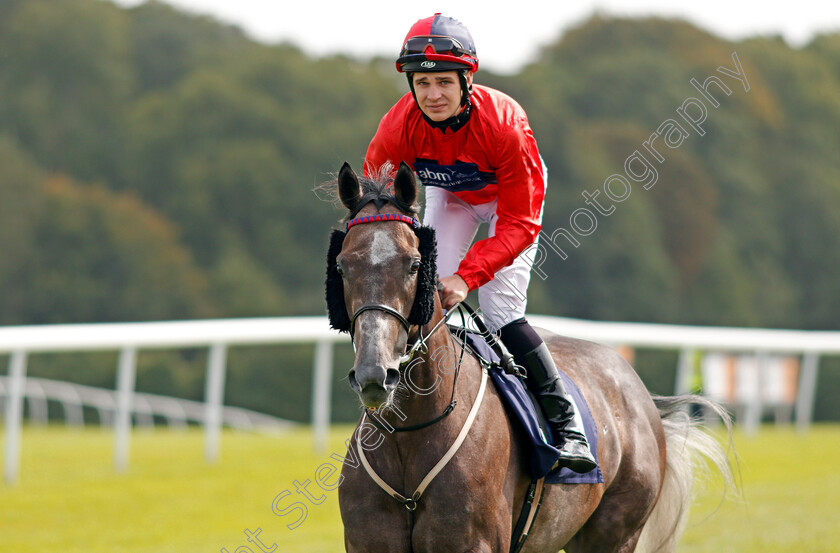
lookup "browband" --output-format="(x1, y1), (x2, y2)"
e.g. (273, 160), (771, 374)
(347, 213), (420, 231)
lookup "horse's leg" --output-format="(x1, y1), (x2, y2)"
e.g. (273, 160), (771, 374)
(543, 334), (667, 553)
(341, 460), (413, 552)
(564, 432), (664, 553)
(565, 523), (644, 553)
(343, 508), (410, 553)
(563, 466), (661, 553)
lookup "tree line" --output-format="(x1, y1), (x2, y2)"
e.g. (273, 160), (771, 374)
(1, 1), (838, 420)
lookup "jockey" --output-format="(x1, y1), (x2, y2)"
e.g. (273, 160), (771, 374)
(364, 13), (596, 473)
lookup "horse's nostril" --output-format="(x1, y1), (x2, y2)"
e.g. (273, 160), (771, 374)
(348, 370), (361, 392)
(384, 368), (400, 389)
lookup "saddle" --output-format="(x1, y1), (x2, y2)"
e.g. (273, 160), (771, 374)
(449, 306), (603, 485)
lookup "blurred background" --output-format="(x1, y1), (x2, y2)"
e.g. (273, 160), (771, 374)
(1, 0), (837, 422)
(0, 1), (838, 551)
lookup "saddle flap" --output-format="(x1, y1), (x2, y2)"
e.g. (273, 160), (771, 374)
(460, 329), (604, 484)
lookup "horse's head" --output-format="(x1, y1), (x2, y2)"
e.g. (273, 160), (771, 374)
(325, 162), (437, 409)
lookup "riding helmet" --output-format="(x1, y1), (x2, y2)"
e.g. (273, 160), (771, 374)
(396, 13), (479, 73)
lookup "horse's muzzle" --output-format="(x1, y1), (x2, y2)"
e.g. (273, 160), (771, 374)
(349, 366), (400, 409)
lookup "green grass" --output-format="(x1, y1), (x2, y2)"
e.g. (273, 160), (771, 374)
(1, 424), (839, 552)
(680, 425), (840, 553)
(1, 425), (348, 553)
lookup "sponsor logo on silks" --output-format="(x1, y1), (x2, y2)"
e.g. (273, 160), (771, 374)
(414, 160), (497, 192)
(420, 61), (436, 69)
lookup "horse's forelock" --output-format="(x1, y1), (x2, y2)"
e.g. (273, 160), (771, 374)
(346, 168), (419, 220)
(315, 162), (420, 219)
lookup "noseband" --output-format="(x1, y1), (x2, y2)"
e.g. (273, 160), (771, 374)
(349, 303), (411, 337)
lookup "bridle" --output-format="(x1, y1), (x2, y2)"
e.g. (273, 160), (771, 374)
(340, 212), (496, 551)
(354, 298), (466, 434)
(343, 213), (464, 433)
(351, 296), (489, 546)
(349, 292), (458, 365)
(332, 178), (544, 553)
(349, 303), (411, 337)
(344, 213), (422, 342)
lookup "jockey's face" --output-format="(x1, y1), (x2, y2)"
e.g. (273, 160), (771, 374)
(411, 71), (472, 121)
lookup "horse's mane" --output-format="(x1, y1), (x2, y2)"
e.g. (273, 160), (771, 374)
(315, 162), (420, 220)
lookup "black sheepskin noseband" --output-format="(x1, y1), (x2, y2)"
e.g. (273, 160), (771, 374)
(325, 225), (438, 333)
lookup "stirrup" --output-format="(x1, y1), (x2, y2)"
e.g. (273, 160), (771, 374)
(553, 436), (597, 473)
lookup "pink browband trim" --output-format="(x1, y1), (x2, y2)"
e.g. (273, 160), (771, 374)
(346, 214), (421, 231)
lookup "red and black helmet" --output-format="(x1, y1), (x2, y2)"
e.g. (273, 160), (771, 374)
(396, 13), (478, 73)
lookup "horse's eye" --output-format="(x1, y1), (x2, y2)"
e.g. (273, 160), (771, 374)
(409, 260), (421, 274)
(336, 264), (344, 276)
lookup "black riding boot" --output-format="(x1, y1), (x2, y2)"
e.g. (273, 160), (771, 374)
(521, 343), (597, 473)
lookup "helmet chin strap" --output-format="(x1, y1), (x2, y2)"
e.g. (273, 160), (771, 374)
(457, 70), (472, 107)
(407, 69), (473, 132)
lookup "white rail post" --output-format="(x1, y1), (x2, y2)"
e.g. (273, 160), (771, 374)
(675, 348), (696, 395)
(4, 351), (28, 485)
(26, 381), (48, 426)
(743, 351), (768, 436)
(204, 343), (227, 463)
(114, 347), (137, 473)
(312, 340), (333, 454)
(796, 352), (820, 433)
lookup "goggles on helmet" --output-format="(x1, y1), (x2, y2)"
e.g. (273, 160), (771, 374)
(400, 36), (470, 59)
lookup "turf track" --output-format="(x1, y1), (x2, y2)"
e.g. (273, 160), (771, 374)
(2, 424), (838, 552)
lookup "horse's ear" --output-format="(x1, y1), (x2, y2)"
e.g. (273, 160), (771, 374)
(338, 162), (362, 212)
(394, 161), (417, 207)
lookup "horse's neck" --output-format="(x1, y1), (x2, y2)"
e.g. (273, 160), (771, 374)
(390, 311), (465, 429)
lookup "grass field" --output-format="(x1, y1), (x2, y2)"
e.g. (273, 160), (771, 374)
(2, 423), (839, 553)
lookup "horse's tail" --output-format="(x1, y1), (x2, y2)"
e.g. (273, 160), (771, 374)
(636, 395), (738, 553)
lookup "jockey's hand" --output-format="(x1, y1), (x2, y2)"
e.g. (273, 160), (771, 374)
(437, 275), (469, 310)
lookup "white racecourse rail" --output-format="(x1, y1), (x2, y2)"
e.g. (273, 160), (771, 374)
(2, 315), (839, 485)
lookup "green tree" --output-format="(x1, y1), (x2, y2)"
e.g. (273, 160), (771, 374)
(0, 0), (132, 183)
(0, 136), (46, 323)
(16, 175), (211, 324)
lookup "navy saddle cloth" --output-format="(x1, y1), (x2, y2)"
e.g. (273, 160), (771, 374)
(460, 330), (603, 484)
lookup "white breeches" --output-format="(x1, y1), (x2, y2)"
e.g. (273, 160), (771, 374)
(422, 168), (546, 332)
